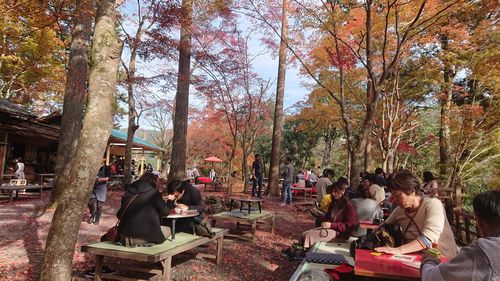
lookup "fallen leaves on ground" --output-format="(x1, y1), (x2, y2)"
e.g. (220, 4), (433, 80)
(0, 187), (315, 280)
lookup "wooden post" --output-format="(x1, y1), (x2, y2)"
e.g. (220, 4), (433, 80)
(156, 153), (161, 171)
(105, 143), (111, 165)
(139, 150), (145, 176)
(0, 131), (8, 185)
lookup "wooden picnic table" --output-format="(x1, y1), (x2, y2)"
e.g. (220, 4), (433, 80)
(355, 249), (425, 281)
(37, 173), (54, 185)
(202, 181), (223, 192)
(81, 228), (228, 281)
(163, 210), (199, 241)
(211, 210), (276, 243)
(0, 184), (44, 203)
(289, 239), (355, 281)
(291, 187), (314, 201)
(228, 196), (262, 214)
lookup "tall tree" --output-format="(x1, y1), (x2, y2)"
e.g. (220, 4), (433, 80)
(168, 0), (193, 183)
(48, 0), (94, 208)
(268, 0), (288, 197)
(120, 0), (160, 185)
(39, 0), (123, 279)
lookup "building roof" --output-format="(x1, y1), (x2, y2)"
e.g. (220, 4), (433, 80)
(110, 129), (163, 152)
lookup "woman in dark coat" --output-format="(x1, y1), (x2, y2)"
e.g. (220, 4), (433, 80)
(166, 180), (205, 233)
(118, 172), (174, 247)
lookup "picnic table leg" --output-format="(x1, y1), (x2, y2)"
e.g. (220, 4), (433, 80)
(258, 202), (262, 213)
(271, 214), (276, 234)
(247, 202), (251, 214)
(160, 256), (172, 281)
(9, 190), (14, 203)
(216, 236), (224, 265)
(171, 219), (176, 241)
(94, 255), (103, 281)
(251, 220), (256, 243)
(229, 199), (234, 212)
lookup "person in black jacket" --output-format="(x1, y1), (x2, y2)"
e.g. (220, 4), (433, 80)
(165, 180), (205, 233)
(117, 172), (175, 247)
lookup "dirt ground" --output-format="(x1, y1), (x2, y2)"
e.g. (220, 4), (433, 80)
(0, 186), (315, 280)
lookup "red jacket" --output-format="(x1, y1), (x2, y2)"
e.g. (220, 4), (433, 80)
(324, 200), (358, 239)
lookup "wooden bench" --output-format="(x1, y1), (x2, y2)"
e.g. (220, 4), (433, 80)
(81, 228), (228, 281)
(0, 182), (44, 203)
(211, 210), (276, 243)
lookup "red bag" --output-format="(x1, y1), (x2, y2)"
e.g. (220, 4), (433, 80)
(105, 225), (119, 242)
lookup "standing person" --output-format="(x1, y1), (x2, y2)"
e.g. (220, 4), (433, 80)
(14, 157), (25, 180)
(281, 157), (294, 206)
(422, 171), (439, 198)
(209, 168), (216, 181)
(251, 154), (264, 198)
(191, 165), (200, 184)
(420, 191), (500, 281)
(87, 159), (111, 225)
(315, 169), (334, 205)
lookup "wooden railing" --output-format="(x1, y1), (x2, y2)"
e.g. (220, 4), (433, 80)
(450, 208), (480, 245)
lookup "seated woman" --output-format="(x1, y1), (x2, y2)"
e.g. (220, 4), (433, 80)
(166, 180), (205, 233)
(303, 182), (358, 248)
(422, 171), (439, 198)
(350, 184), (384, 237)
(375, 170), (457, 258)
(117, 172), (174, 247)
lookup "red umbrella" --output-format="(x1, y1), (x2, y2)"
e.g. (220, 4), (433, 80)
(204, 156), (223, 162)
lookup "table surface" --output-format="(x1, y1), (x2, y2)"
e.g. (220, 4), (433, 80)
(354, 249), (423, 281)
(229, 197), (262, 202)
(289, 239), (355, 281)
(165, 210), (199, 219)
(359, 221), (379, 230)
(1, 184), (44, 188)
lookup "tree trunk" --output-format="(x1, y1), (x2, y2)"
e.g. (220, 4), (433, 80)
(268, 0), (288, 197)
(321, 127), (337, 168)
(39, 0), (122, 279)
(123, 52), (139, 185)
(48, 0), (93, 208)
(167, 0), (192, 183)
(439, 34), (453, 181)
(242, 148), (249, 193)
(351, 1), (377, 187)
(386, 148), (395, 173)
(364, 139), (372, 172)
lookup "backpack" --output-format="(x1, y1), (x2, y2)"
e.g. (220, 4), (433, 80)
(350, 224), (403, 257)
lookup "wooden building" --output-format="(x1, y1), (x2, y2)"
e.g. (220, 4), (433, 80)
(0, 101), (163, 184)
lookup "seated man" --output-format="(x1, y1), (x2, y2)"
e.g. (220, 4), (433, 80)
(420, 190), (500, 281)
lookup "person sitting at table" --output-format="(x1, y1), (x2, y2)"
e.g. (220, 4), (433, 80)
(422, 171), (439, 198)
(375, 170), (457, 258)
(166, 180), (205, 233)
(420, 190), (500, 281)
(351, 184), (384, 237)
(303, 181), (357, 248)
(363, 173), (386, 206)
(117, 172), (174, 247)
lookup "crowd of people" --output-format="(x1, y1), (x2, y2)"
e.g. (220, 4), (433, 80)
(284, 166), (499, 281)
(83, 155), (499, 280)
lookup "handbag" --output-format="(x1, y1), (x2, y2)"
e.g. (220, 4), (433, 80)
(103, 194), (139, 243)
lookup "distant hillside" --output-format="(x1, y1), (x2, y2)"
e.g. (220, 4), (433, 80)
(119, 128), (173, 149)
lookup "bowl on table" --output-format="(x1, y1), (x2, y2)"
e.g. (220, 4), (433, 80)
(174, 208), (181, 214)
